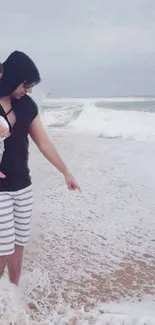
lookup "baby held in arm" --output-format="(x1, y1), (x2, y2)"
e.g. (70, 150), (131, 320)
(0, 116), (10, 178)
(0, 63), (10, 178)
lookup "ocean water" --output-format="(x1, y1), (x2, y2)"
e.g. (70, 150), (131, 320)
(42, 97), (155, 141)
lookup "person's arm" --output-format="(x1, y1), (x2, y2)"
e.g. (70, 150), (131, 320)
(29, 115), (80, 191)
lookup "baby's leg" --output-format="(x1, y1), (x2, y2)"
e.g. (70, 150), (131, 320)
(0, 117), (10, 179)
(0, 142), (5, 179)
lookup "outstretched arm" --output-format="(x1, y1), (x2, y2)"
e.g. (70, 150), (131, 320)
(29, 115), (80, 191)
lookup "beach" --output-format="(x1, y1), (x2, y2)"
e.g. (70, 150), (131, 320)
(0, 0), (154, 322)
(0, 98), (155, 324)
(18, 132), (155, 323)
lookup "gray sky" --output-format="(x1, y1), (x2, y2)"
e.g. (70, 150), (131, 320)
(0, 0), (155, 97)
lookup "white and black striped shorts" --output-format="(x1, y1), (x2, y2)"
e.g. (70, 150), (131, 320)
(0, 185), (33, 255)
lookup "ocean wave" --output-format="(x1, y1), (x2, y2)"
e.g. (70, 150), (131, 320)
(43, 104), (82, 127)
(95, 100), (155, 112)
(41, 98), (155, 141)
(96, 97), (155, 102)
(71, 105), (155, 140)
(42, 97), (155, 105)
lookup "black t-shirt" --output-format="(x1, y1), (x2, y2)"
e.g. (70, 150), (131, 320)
(0, 95), (38, 192)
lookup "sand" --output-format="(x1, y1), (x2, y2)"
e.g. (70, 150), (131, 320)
(1, 130), (155, 324)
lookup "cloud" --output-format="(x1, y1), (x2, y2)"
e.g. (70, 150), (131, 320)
(0, 0), (155, 96)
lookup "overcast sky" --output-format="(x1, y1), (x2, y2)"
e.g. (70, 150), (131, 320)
(0, 0), (155, 97)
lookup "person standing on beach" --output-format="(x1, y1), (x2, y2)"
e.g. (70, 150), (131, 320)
(0, 50), (80, 286)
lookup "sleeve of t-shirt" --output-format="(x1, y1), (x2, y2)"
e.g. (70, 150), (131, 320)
(25, 95), (39, 124)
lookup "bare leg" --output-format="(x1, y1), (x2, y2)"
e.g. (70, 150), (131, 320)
(7, 245), (24, 286)
(0, 153), (6, 178)
(0, 256), (7, 278)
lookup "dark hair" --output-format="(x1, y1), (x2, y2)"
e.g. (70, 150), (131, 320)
(0, 63), (3, 74)
(0, 50), (41, 97)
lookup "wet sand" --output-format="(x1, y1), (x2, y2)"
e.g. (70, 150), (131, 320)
(1, 131), (155, 324)
(26, 132), (155, 308)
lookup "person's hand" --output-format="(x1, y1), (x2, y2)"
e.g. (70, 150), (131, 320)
(0, 124), (10, 138)
(0, 171), (6, 179)
(64, 172), (81, 192)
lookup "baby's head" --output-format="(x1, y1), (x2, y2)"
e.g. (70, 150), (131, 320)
(0, 63), (3, 79)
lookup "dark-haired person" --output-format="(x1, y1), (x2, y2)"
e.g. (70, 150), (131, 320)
(0, 51), (80, 286)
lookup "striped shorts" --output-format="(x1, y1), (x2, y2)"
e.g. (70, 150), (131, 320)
(0, 185), (33, 256)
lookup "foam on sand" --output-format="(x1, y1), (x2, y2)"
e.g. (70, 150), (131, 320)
(0, 273), (155, 324)
(0, 129), (155, 324)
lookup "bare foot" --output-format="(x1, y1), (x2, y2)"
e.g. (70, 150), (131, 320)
(0, 171), (6, 178)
